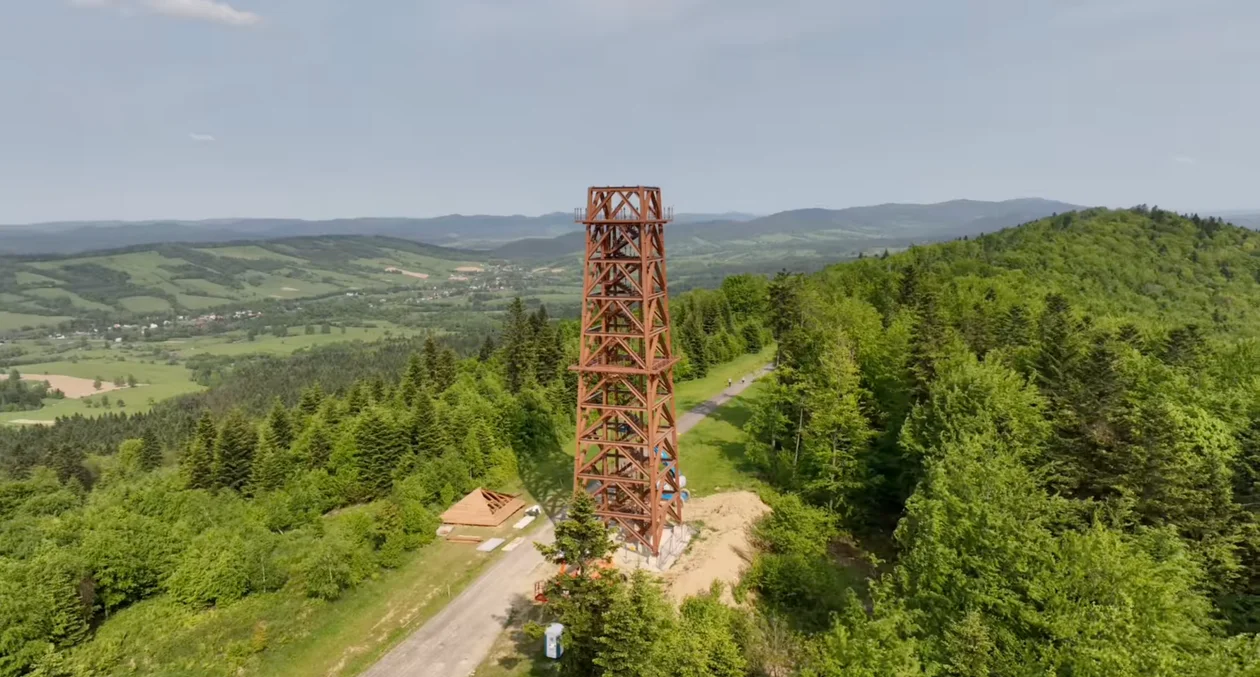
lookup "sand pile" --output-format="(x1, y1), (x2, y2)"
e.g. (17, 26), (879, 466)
(663, 491), (769, 602)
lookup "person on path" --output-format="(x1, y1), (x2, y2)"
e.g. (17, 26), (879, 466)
(727, 378), (732, 388)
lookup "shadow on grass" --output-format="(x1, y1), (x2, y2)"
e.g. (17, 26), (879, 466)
(516, 421), (575, 521)
(700, 389), (764, 485)
(487, 594), (560, 676)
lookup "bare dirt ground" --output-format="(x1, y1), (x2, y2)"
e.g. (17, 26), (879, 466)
(662, 491), (769, 602)
(384, 267), (430, 279)
(20, 374), (127, 398)
(454, 266), (484, 273)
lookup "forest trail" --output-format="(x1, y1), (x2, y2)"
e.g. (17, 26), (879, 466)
(360, 364), (772, 677)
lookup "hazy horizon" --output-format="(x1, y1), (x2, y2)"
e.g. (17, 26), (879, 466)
(1, 0), (1256, 223)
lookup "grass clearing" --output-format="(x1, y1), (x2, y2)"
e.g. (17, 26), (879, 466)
(0, 326), (418, 423)
(22, 287), (113, 311)
(13, 270), (61, 286)
(0, 311), (71, 331)
(0, 359), (204, 422)
(680, 380), (766, 497)
(120, 295), (173, 312)
(200, 244), (307, 262)
(175, 325), (410, 357)
(175, 293), (234, 309)
(675, 347), (773, 412)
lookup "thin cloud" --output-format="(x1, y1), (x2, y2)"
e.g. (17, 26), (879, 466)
(69, 0), (261, 27)
(1173, 155), (1197, 165)
(189, 132), (216, 142)
(148, 0), (261, 27)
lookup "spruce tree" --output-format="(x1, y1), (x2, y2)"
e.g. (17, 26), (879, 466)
(400, 353), (426, 406)
(355, 408), (408, 498)
(1035, 293), (1081, 401)
(1163, 323), (1207, 367)
(345, 383), (368, 415)
(423, 335), (441, 384)
(295, 418), (333, 469)
(319, 396), (343, 428)
(213, 409), (258, 491)
(502, 297), (534, 392)
(478, 335), (496, 362)
(298, 382), (325, 416)
(411, 393), (447, 458)
(535, 492), (620, 675)
(195, 411), (217, 453)
(137, 428), (161, 472)
(1000, 303), (1032, 347)
(534, 319), (564, 384)
(537, 491), (616, 574)
(368, 377), (386, 403)
(436, 348), (458, 392)
(461, 426), (488, 478)
(265, 397), (294, 451)
(680, 317), (709, 378)
(47, 444), (90, 488)
(593, 571), (672, 677)
(183, 437), (214, 490)
(251, 432), (292, 493)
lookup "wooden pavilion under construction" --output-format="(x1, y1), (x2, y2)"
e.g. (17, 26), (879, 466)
(439, 488), (526, 527)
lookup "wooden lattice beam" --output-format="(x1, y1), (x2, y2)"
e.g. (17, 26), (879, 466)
(571, 186), (682, 556)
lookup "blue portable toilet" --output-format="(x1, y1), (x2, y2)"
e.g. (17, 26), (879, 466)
(545, 623), (564, 659)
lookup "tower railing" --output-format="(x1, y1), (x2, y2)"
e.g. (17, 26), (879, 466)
(574, 205), (674, 223)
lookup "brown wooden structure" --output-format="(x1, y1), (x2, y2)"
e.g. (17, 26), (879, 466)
(572, 186), (682, 555)
(439, 488), (525, 527)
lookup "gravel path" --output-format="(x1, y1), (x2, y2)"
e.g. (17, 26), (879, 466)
(361, 364), (772, 677)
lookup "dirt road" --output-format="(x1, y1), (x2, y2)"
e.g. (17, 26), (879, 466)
(360, 365), (771, 677)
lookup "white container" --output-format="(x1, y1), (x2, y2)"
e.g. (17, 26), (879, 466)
(544, 623), (564, 659)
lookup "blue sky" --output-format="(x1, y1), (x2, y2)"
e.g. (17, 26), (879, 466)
(0, 0), (1255, 223)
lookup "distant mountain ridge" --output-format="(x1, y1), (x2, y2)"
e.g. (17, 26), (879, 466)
(0, 211), (762, 256)
(0, 200), (1076, 257)
(0, 214), (584, 255)
(495, 198), (1087, 261)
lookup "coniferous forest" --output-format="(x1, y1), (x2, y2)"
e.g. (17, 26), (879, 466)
(5, 207), (1260, 675)
(529, 207), (1260, 676)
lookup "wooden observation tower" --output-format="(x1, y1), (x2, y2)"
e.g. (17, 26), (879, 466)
(572, 186), (682, 555)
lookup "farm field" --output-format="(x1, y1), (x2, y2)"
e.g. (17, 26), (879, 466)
(158, 324), (412, 358)
(0, 311), (72, 331)
(1, 359), (202, 423)
(0, 323), (421, 423)
(0, 236), (490, 320)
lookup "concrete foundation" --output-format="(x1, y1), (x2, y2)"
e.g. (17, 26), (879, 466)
(612, 524), (695, 573)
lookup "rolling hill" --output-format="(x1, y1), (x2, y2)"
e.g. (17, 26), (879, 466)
(0, 214), (577, 255)
(0, 212), (762, 256)
(495, 198), (1085, 262)
(0, 235), (487, 326)
(820, 206), (1260, 335)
